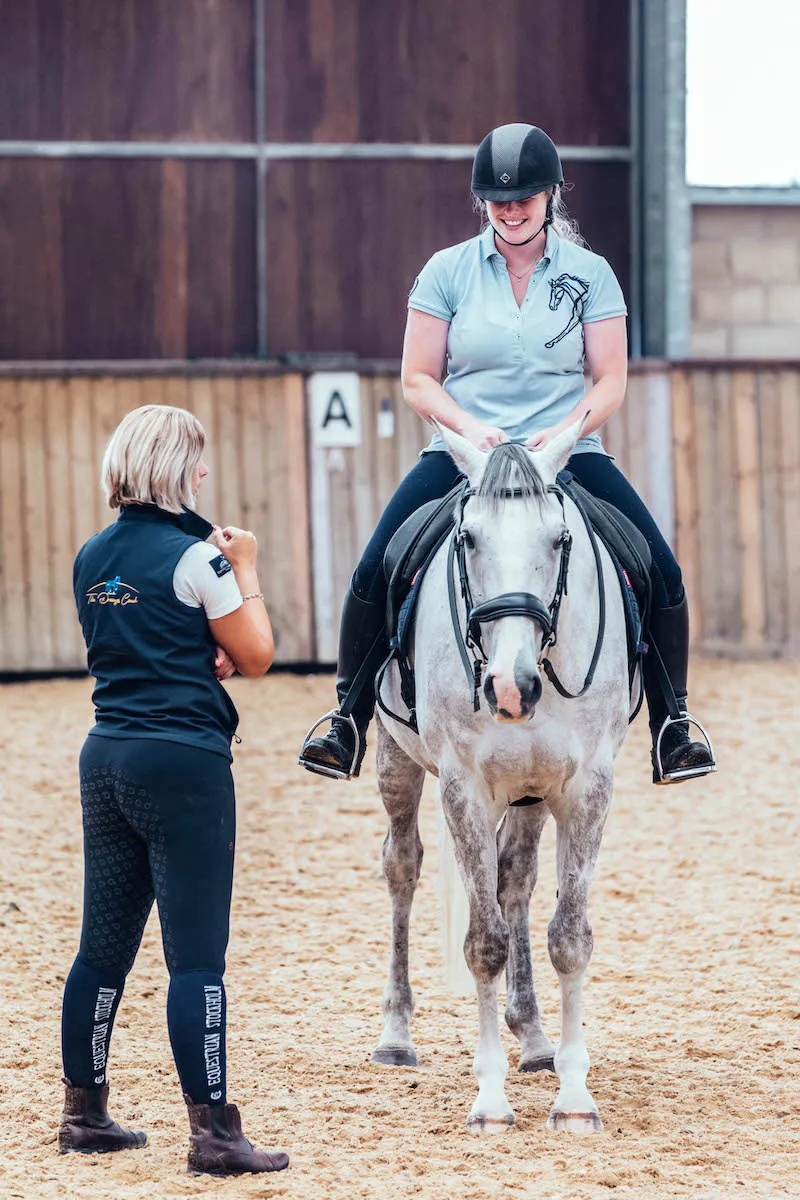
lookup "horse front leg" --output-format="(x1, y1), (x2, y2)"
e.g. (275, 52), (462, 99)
(372, 719), (426, 1068)
(441, 771), (513, 1134)
(547, 770), (613, 1134)
(497, 804), (556, 1072)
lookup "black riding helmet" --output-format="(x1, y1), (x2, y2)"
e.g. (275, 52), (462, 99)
(471, 123), (564, 202)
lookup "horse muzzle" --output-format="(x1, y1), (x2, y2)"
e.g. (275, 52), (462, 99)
(484, 669), (543, 722)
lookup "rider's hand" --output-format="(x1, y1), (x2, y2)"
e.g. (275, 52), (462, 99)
(459, 418), (509, 452)
(214, 645), (236, 681)
(211, 525), (258, 572)
(525, 426), (558, 451)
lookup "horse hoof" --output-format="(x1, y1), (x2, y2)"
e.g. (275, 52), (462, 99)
(371, 1046), (418, 1068)
(546, 1110), (603, 1135)
(466, 1112), (515, 1135)
(519, 1056), (555, 1074)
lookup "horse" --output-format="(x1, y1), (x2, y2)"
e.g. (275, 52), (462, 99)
(370, 416), (630, 1133)
(545, 274), (590, 348)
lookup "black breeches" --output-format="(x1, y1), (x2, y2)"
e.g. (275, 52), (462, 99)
(61, 736), (235, 1105)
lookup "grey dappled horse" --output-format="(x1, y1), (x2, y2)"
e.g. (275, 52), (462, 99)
(372, 418), (630, 1134)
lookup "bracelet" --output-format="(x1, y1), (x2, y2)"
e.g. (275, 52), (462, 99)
(241, 591), (265, 602)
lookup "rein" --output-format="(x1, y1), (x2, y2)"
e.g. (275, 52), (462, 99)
(448, 482), (606, 712)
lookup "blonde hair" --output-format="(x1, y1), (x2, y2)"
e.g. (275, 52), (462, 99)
(474, 184), (585, 246)
(102, 405), (206, 514)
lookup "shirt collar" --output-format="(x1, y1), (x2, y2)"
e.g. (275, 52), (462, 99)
(118, 503), (213, 540)
(480, 222), (559, 265)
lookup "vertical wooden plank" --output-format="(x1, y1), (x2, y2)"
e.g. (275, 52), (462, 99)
(19, 379), (53, 670)
(91, 378), (120, 530)
(68, 376), (100, 654)
(44, 378), (82, 668)
(260, 375), (313, 662)
(691, 369), (721, 643)
(778, 371), (800, 654)
(671, 369), (703, 648)
(214, 377), (242, 525)
(756, 373), (786, 648)
(642, 371), (674, 546)
(187, 378), (220, 525)
(0, 380), (27, 670)
(114, 376), (142, 422)
(373, 376), (398, 516)
(732, 370), (765, 649)
(713, 371), (742, 647)
(239, 376), (266, 535)
(353, 377), (378, 560)
(622, 371), (650, 507)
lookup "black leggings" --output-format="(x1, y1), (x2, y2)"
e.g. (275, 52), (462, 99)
(61, 737), (235, 1105)
(353, 450), (682, 609)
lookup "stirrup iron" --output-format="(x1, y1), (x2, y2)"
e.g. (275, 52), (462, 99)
(654, 712), (717, 784)
(297, 709), (363, 781)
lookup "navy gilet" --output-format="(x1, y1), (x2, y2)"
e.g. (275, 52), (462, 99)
(74, 504), (239, 761)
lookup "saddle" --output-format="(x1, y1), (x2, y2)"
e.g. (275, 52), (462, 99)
(379, 470), (652, 728)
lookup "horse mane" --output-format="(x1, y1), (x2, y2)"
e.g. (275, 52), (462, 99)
(475, 442), (548, 510)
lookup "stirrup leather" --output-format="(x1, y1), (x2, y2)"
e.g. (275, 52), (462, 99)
(654, 711), (717, 784)
(297, 709), (363, 780)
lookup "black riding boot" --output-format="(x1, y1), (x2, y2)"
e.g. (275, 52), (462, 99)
(644, 591), (716, 785)
(298, 582), (386, 780)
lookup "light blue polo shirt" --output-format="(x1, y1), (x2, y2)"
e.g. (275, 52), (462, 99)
(408, 224), (627, 454)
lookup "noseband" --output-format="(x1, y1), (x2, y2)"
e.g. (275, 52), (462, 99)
(447, 482), (606, 712)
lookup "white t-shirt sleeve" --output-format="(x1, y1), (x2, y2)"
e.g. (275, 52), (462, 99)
(173, 542), (243, 620)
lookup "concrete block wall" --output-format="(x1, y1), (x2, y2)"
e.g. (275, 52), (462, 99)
(691, 206), (800, 357)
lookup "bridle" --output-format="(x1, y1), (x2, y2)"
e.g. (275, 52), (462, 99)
(447, 481), (607, 712)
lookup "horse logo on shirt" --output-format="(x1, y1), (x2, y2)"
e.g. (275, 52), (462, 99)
(86, 577), (140, 606)
(545, 274), (590, 348)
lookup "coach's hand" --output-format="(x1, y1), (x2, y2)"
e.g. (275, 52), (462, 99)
(211, 525), (258, 571)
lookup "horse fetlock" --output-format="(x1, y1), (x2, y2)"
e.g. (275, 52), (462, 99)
(464, 916), (509, 981)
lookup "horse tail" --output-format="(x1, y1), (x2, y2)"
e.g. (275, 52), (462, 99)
(437, 806), (474, 996)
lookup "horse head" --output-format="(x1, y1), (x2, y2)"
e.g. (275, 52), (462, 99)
(435, 418), (588, 723)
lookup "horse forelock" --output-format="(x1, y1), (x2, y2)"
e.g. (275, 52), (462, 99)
(474, 442), (548, 510)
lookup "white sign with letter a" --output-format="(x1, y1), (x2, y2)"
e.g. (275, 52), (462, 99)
(309, 372), (362, 448)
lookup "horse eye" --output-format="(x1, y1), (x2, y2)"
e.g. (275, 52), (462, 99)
(553, 529), (570, 550)
(462, 530), (475, 550)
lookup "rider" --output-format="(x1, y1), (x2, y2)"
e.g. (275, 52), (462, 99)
(299, 122), (715, 787)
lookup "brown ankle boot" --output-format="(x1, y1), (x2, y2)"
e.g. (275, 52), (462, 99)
(185, 1095), (289, 1176)
(58, 1079), (147, 1155)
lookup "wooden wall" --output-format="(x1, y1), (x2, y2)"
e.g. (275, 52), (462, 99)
(0, 372), (312, 671)
(2, 363), (797, 674)
(266, 160), (631, 359)
(0, 0), (632, 360)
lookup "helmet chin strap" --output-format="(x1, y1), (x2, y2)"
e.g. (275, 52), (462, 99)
(489, 196), (554, 247)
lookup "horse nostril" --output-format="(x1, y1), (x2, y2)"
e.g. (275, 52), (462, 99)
(484, 674), (498, 709)
(529, 674), (543, 706)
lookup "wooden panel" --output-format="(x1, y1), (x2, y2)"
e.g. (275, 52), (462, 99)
(0, 159), (256, 361)
(732, 371), (765, 649)
(267, 160), (630, 358)
(185, 161), (257, 359)
(779, 372), (800, 654)
(0, 0), (254, 140)
(44, 379), (83, 667)
(757, 372), (786, 647)
(0, 380), (28, 670)
(671, 369), (703, 646)
(0, 160), (63, 358)
(265, 0), (630, 146)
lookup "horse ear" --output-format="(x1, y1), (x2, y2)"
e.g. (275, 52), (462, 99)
(432, 419), (486, 483)
(530, 414), (590, 479)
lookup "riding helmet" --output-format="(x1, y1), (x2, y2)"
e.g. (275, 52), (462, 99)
(471, 124), (564, 202)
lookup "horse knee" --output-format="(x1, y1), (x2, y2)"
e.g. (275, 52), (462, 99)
(464, 914), (509, 981)
(382, 827), (423, 892)
(547, 910), (593, 977)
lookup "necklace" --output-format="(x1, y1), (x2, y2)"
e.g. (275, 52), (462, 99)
(505, 259), (539, 282)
